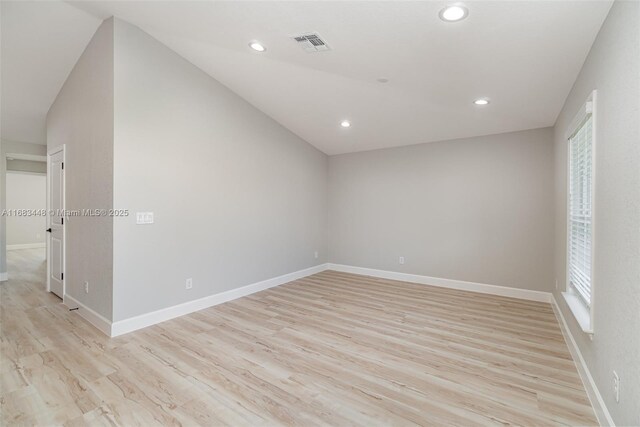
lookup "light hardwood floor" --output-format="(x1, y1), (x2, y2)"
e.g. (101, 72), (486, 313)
(1, 249), (597, 426)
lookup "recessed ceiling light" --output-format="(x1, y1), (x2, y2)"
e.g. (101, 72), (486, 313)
(473, 98), (490, 105)
(377, 78), (389, 83)
(249, 41), (266, 52)
(439, 5), (468, 22)
(340, 120), (351, 128)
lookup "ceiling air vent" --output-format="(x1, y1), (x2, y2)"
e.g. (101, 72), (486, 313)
(293, 33), (330, 53)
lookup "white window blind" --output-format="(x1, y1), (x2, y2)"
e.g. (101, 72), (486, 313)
(568, 114), (593, 304)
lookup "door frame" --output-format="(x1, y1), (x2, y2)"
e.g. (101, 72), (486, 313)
(46, 144), (65, 295)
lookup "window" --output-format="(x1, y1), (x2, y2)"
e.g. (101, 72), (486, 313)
(563, 90), (596, 335)
(568, 112), (593, 305)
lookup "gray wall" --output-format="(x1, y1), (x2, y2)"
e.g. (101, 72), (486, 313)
(552, 1), (639, 425)
(328, 127), (555, 292)
(6, 172), (46, 246)
(0, 140), (47, 278)
(111, 19), (328, 321)
(6, 159), (46, 174)
(47, 19), (114, 320)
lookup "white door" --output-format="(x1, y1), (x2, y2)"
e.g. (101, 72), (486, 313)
(48, 149), (64, 298)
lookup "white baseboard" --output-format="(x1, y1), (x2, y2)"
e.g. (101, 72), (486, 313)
(110, 263), (329, 337)
(327, 263), (552, 303)
(61, 262), (551, 337)
(551, 296), (614, 427)
(63, 294), (112, 337)
(7, 243), (46, 250)
(0, 272), (7, 282)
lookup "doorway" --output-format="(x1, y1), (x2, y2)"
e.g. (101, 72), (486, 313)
(4, 152), (48, 286)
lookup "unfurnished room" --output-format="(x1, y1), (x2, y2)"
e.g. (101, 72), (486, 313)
(0, 1), (639, 426)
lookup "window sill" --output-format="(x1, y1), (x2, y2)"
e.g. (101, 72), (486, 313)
(562, 291), (593, 336)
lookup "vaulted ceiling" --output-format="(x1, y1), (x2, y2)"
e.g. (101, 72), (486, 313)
(1, 1), (102, 145)
(1, 1), (612, 154)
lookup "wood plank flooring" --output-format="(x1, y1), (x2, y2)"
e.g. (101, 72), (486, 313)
(1, 249), (597, 426)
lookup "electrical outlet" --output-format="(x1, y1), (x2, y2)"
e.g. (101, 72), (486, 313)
(36, 233), (41, 239)
(613, 371), (620, 403)
(555, 279), (558, 290)
(399, 256), (405, 265)
(314, 251), (319, 259)
(84, 281), (89, 294)
(185, 278), (193, 290)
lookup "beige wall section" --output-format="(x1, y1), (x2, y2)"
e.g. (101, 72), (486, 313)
(6, 172), (46, 247)
(553, 1), (640, 425)
(6, 159), (46, 174)
(46, 19), (114, 320)
(0, 140), (47, 278)
(112, 19), (328, 321)
(328, 127), (555, 292)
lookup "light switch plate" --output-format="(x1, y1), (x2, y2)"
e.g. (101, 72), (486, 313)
(136, 212), (154, 224)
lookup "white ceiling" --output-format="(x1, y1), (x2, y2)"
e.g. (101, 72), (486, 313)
(2, 1), (612, 154)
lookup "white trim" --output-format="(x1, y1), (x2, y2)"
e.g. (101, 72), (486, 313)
(47, 145), (66, 156)
(63, 293), (112, 337)
(551, 295), (614, 426)
(7, 243), (46, 250)
(590, 90), (598, 332)
(565, 91), (595, 140)
(46, 151), (50, 293)
(5, 153), (47, 162)
(6, 170), (46, 176)
(110, 263), (329, 337)
(562, 290), (593, 335)
(0, 272), (7, 282)
(327, 264), (552, 303)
